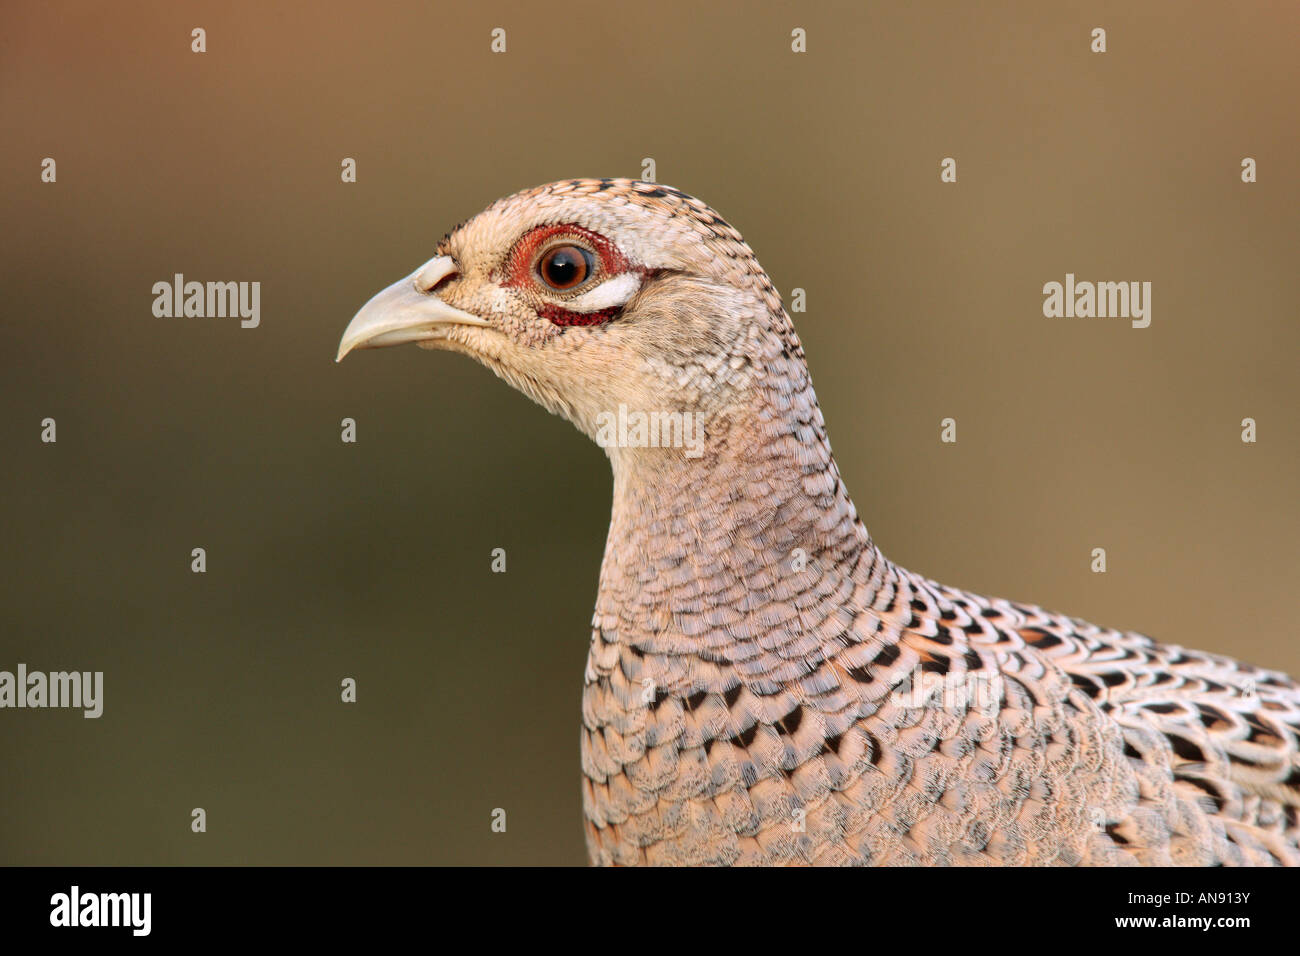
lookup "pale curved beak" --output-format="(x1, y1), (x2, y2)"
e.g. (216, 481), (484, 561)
(336, 255), (489, 362)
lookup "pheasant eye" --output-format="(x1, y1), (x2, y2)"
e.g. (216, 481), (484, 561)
(538, 244), (592, 291)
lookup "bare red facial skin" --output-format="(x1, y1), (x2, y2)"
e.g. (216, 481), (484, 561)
(538, 304), (622, 327)
(501, 223), (657, 327)
(500, 223), (631, 291)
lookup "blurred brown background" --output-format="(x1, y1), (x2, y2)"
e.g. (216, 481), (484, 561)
(0, 1), (1296, 865)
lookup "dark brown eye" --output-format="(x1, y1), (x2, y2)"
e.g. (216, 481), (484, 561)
(538, 244), (593, 291)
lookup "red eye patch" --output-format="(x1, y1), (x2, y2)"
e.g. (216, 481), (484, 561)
(538, 304), (623, 327)
(500, 223), (630, 291)
(499, 223), (640, 327)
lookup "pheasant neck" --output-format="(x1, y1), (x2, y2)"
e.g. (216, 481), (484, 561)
(596, 380), (895, 654)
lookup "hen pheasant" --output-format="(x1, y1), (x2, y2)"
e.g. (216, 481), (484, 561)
(337, 179), (1300, 866)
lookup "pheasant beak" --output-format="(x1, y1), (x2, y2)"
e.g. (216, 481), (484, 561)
(336, 255), (490, 362)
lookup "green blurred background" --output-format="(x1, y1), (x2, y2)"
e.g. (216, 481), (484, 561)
(1, 1), (1296, 865)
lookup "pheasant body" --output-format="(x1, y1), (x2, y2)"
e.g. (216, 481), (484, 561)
(584, 545), (1300, 865)
(338, 178), (1300, 866)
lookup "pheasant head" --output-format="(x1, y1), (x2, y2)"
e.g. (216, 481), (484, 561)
(337, 179), (827, 480)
